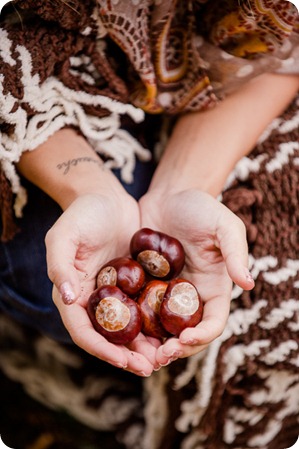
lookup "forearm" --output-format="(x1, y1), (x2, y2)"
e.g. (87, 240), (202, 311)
(17, 128), (125, 210)
(149, 73), (299, 197)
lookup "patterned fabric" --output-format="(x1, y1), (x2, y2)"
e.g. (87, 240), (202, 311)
(98, 0), (299, 112)
(0, 0), (298, 240)
(0, 3), (298, 447)
(146, 93), (299, 449)
(1, 92), (298, 448)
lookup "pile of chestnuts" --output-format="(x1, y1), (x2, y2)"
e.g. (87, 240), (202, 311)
(87, 228), (203, 344)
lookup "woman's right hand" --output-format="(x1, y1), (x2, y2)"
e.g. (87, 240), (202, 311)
(16, 128), (159, 376)
(47, 190), (159, 376)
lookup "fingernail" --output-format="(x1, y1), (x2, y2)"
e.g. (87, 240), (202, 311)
(114, 362), (128, 369)
(59, 282), (75, 305)
(162, 349), (182, 358)
(106, 359), (127, 369)
(181, 339), (197, 345)
(159, 356), (179, 367)
(159, 360), (172, 367)
(245, 268), (254, 284)
(138, 371), (151, 377)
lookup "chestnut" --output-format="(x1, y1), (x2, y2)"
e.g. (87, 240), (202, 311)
(130, 228), (185, 280)
(160, 278), (203, 336)
(137, 280), (170, 339)
(96, 256), (145, 297)
(87, 285), (142, 344)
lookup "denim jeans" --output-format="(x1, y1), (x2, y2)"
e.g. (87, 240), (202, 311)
(0, 154), (156, 343)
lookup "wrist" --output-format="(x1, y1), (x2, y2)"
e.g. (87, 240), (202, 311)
(148, 113), (236, 198)
(17, 128), (128, 210)
(56, 161), (127, 210)
(149, 74), (299, 199)
(148, 166), (230, 199)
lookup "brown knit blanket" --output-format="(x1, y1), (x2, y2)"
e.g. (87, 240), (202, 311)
(1, 94), (298, 449)
(1, 0), (299, 241)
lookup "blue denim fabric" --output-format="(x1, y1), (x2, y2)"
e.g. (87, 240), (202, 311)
(0, 155), (156, 343)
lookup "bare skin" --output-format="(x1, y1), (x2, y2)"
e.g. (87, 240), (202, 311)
(17, 73), (299, 374)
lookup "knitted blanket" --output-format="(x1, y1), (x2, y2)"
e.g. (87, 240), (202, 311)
(1, 0), (299, 241)
(1, 94), (298, 449)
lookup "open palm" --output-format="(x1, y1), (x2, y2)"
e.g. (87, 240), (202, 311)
(139, 189), (254, 365)
(46, 192), (159, 376)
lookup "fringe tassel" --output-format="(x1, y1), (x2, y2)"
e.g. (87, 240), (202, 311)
(0, 163), (19, 241)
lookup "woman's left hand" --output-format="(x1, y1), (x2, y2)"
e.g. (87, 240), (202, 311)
(139, 189), (255, 367)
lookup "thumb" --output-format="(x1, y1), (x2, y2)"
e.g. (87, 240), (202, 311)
(217, 209), (255, 291)
(45, 224), (81, 305)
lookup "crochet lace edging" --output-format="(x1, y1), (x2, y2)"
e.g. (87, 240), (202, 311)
(0, 41), (151, 218)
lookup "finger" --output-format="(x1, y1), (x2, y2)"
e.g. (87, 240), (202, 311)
(179, 292), (231, 345)
(145, 335), (163, 349)
(65, 307), (154, 376)
(122, 346), (155, 376)
(53, 286), (154, 376)
(156, 291), (231, 365)
(127, 333), (161, 369)
(216, 209), (255, 290)
(46, 222), (81, 304)
(156, 338), (209, 366)
(53, 292), (128, 367)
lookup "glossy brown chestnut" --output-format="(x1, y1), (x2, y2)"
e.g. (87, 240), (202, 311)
(130, 228), (185, 280)
(96, 256), (145, 297)
(137, 280), (170, 339)
(160, 278), (203, 336)
(87, 285), (142, 344)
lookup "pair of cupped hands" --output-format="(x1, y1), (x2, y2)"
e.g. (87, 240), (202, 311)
(46, 187), (254, 377)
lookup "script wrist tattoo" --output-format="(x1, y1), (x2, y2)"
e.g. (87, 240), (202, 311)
(57, 157), (104, 175)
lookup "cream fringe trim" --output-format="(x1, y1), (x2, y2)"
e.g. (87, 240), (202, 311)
(0, 38), (151, 217)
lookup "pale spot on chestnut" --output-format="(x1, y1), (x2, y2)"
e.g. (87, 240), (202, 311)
(96, 257), (145, 296)
(137, 250), (170, 278)
(137, 280), (169, 339)
(160, 278), (203, 336)
(97, 266), (117, 288)
(95, 297), (130, 332)
(130, 228), (185, 280)
(167, 282), (200, 316)
(147, 285), (166, 313)
(87, 285), (142, 344)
